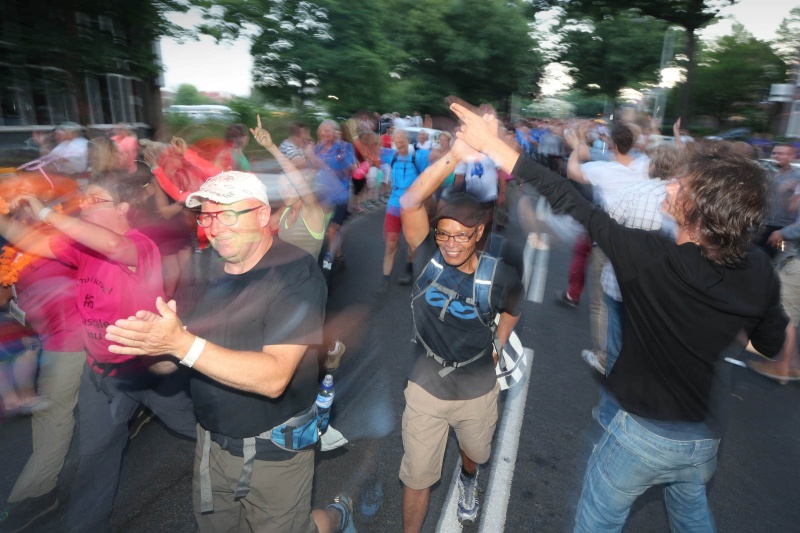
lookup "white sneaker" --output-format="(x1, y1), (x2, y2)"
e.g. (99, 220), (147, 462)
(581, 349), (606, 375)
(457, 470), (479, 524)
(325, 341), (346, 370)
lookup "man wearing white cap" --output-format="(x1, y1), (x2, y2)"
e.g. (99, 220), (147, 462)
(106, 171), (356, 532)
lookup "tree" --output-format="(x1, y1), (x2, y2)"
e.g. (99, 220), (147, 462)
(690, 24), (786, 126)
(173, 84), (213, 105)
(534, 0), (739, 122)
(772, 6), (800, 65)
(191, 0), (396, 115)
(391, 0), (543, 114)
(556, 11), (667, 110)
(190, 0), (542, 116)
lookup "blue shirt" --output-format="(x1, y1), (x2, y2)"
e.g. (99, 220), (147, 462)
(381, 149), (430, 216)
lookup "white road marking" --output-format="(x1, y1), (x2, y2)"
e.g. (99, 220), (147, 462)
(436, 348), (534, 533)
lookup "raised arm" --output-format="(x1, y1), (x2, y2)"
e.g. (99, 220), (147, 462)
(672, 118), (686, 152)
(399, 147), (460, 252)
(0, 212), (57, 259)
(565, 125), (590, 184)
(22, 195), (139, 267)
(251, 115), (325, 233)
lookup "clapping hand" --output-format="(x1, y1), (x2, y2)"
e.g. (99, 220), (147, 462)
(106, 297), (190, 358)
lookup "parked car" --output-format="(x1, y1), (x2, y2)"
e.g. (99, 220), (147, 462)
(704, 128), (752, 141)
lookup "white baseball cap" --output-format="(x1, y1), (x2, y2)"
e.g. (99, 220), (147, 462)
(185, 171), (269, 208)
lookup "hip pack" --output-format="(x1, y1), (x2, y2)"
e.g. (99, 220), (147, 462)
(198, 403), (329, 513)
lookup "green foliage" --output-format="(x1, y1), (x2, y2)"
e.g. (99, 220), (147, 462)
(690, 25), (786, 124)
(392, 0), (543, 113)
(557, 12), (667, 102)
(772, 6), (800, 64)
(1, 0), (191, 80)
(173, 84), (214, 105)
(563, 92), (608, 118)
(188, 0), (542, 116)
(534, 0), (739, 120)
(524, 97), (576, 118)
(534, 0), (736, 32)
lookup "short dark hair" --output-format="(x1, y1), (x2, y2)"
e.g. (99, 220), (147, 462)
(288, 121), (308, 137)
(224, 124), (248, 143)
(90, 169), (148, 206)
(678, 148), (767, 268)
(608, 122), (634, 155)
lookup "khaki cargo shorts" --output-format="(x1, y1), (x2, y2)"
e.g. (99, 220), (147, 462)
(399, 380), (500, 490)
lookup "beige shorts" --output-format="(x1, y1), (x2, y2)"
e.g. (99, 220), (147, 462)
(399, 380), (500, 490)
(192, 425), (317, 533)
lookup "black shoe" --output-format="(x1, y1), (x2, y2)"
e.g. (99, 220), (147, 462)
(128, 406), (154, 439)
(554, 290), (578, 308)
(0, 490), (58, 533)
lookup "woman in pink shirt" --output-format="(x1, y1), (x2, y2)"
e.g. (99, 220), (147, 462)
(0, 169), (196, 533)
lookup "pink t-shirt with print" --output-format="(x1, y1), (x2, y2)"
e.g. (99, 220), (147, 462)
(15, 256), (83, 352)
(51, 229), (164, 368)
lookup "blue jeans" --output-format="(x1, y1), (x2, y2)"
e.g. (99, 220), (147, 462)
(575, 409), (720, 533)
(604, 293), (625, 377)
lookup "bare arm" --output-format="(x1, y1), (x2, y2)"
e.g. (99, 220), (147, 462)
(400, 149), (460, 253)
(0, 213), (57, 259)
(105, 297), (307, 397)
(23, 195), (139, 267)
(251, 116), (325, 234)
(450, 103), (521, 175)
(495, 311), (520, 347)
(564, 126), (589, 184)
(152, 181), (185, 220)
(672, 118), (685, 152)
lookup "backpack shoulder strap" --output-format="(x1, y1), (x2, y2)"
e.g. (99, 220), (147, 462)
(473, 252), (499, 328)
(411, 249), (444, 299)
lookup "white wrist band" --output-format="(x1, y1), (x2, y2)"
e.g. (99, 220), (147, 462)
(38, 207), (53, 222)
(180, 336), (206, 367)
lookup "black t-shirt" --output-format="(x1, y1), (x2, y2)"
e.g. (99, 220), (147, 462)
(408, 236), (523, 401)
(512, 156), (788, 430)
(177, 238), (326, 457)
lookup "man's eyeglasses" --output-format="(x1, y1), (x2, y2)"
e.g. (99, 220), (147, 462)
(80, 196), (114, 206)
(196, 207), (260, 228)
(434, 229), (478, 243)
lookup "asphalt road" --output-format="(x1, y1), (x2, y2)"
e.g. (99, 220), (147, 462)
(1, 182), (799, 532)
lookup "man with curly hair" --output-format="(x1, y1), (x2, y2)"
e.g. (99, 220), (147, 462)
(452, 100), (796, 532)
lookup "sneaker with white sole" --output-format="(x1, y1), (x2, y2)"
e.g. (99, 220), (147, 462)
(325, 341), (346, 371)
(457, 470), (479, 524)
(581, 349), (606, 375)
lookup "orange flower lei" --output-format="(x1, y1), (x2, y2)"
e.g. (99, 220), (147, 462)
(0, 203), (61, 287)
(0, 244), (35, 287)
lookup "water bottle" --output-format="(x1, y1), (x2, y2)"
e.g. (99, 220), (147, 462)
(315, 374), (335, 433)
(322, 252), (333, 271)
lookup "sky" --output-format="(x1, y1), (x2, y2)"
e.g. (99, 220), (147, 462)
(159, 1), (798, 97)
